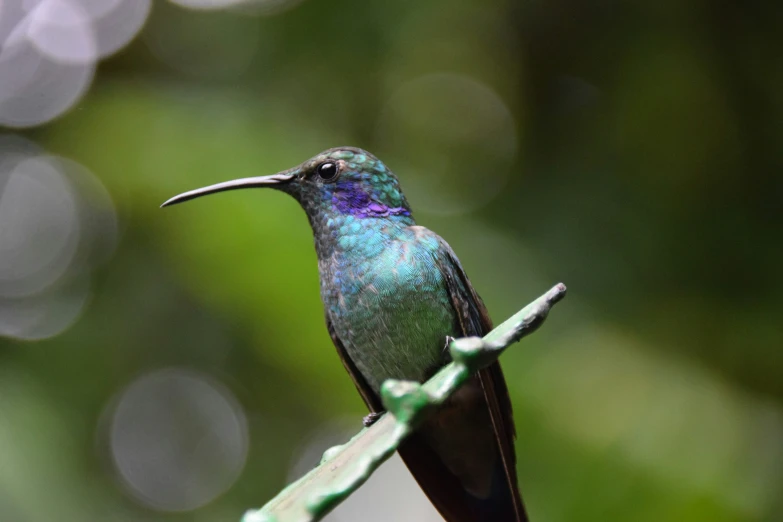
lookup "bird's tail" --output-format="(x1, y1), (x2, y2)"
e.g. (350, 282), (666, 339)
(465, 459), (526, 522)
(398, 434), (526, 522)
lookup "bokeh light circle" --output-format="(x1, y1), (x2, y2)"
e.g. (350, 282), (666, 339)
(110, 368), (249, 512)
(0, 137), (118, 341)
(0, 0), (150, 127)
(0, 276), (91, 341)
(0, 155), (81, 298)
(86, 0), (152, 60)
(70, 0), (127, 19)
(0, 19), (46, 99)
(0, 46), (94, 128)
(24, 0), (152, 61)
(27, 0), (97, 64)
(375, 73), (518, 216)
(53, 155), (119, 269)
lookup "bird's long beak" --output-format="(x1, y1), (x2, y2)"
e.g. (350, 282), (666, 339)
(160, 172), (296, 208)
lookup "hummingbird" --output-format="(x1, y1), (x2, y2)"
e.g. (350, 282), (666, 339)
(162, 147), (528, 522)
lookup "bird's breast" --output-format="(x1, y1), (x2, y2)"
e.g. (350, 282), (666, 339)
(321, 237), (457, 393)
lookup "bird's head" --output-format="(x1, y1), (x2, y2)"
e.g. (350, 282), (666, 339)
(161, 147), (413, 221)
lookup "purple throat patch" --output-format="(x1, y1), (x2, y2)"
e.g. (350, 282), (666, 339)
(332, 183), (410, 217)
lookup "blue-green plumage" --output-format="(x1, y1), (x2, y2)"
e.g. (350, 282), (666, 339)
(162, 147), (528, 522)
(321, 223), (452, 391)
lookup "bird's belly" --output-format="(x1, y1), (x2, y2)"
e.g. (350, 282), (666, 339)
(325, 263), (456, 394)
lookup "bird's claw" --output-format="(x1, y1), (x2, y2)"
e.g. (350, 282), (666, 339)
(363, 411), (385, 427)
(443, 336), (457, 353)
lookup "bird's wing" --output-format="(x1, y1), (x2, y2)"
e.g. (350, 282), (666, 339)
(399, 228), (527, 522)
(439, 244), (521, 488)
(326, 315), (383, 413)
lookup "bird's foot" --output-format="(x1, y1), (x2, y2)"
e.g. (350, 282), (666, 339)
(443, 336), (457, 353)
(363, 411), (385, 427)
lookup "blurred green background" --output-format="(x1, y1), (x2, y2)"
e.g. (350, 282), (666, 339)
(1, 0), (781, 521)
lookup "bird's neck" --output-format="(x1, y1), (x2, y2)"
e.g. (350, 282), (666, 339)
(308, 209), (415, 261)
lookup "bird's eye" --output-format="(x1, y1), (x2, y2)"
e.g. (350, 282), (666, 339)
(316, 162), (339, 181)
